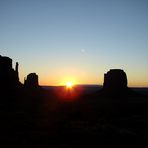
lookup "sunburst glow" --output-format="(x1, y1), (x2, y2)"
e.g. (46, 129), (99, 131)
(66, 81), (74, 88)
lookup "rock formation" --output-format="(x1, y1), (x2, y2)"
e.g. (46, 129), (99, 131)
(0, 55), (20, 92)
(24, 73), (39, 88)
(103, 69), (128, 92)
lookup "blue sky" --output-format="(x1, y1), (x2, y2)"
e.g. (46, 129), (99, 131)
(0, 0), (148, 86)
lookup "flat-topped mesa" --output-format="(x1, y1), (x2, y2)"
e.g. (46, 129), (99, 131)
(103, 69), (128, 91)
(24, 73), (39, 88)
(0, 55), (19, 91)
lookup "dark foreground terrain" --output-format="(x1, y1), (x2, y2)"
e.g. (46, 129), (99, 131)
(1, 86), (148, 147)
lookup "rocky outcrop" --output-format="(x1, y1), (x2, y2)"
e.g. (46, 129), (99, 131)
(24, 73), (39, 88)
(0, 55), (20, 92)
(103, 69), (128, 92)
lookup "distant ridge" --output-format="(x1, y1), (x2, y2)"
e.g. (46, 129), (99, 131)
(42, 85), (102, 94)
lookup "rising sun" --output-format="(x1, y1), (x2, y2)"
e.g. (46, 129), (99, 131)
(66, 81), (74, 88)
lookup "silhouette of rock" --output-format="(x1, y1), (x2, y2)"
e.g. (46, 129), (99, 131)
(103, 69), (128, 92)
(0, 55), (20, 93)
(24, 73), (39, 88)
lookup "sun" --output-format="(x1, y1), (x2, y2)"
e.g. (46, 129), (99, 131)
(66, 81), (74, 88)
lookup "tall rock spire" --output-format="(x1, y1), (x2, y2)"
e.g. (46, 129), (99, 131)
(15, 62), (19, 82)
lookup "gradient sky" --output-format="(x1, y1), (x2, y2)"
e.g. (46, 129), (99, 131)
(0, 0), (148, 86)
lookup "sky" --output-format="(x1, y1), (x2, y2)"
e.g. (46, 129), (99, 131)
(0, 0), (148, 87)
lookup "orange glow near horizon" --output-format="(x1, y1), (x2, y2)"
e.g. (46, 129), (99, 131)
(58, 76), (78, 86)
(54, 79), (83, 102)
(66, 81), (74, 88)
(19, 69), (148, 87)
